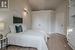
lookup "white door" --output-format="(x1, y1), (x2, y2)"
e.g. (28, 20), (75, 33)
(32, 11), (51, 33)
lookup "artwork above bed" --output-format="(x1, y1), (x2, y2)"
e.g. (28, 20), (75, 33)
(13, 16), (23, 24)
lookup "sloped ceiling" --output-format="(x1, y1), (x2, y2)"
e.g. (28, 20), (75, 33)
(28, 0), (65, 11)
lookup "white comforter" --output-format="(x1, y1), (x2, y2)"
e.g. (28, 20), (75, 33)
(7, 30), (48, 50)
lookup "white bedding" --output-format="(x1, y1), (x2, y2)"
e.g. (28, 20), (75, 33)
(7, 30), (48, 50)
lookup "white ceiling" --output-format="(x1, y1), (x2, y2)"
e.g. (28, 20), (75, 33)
(28, 0), (64, 11)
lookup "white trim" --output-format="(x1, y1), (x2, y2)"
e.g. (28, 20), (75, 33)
(68, 41), (75, 50)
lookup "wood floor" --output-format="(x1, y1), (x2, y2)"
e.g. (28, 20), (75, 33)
(1, 33), (73, 50)
(47, 33), (73, 50)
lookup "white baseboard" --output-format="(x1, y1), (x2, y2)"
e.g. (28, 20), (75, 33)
(68, 42), (75, 50)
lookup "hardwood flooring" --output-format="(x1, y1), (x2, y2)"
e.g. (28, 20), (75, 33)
(47, 33), (73, 50)
(1, 33), (73, 50)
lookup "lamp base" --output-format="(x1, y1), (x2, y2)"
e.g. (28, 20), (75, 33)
(0, 34), (3, 39)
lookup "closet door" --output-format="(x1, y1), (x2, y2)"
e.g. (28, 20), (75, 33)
(32, 11), (51, 33)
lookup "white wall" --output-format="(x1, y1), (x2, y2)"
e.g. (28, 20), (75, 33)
(0, 0), (32, 35)
(10, 0), (32, 29)
(55, 1), (67, 35)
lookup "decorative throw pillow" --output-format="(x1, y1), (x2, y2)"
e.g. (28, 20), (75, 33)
(15, 25), (23, 33)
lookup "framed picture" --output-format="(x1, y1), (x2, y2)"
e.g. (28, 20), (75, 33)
(0, 0), (8, 8)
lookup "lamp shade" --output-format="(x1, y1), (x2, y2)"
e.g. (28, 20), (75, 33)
(0, 22), (4, 30)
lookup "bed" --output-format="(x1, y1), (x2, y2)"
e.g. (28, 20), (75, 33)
(7, 30), (48, 50)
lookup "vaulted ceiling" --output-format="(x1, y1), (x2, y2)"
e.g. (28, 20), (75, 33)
(28, 0), (65, 11)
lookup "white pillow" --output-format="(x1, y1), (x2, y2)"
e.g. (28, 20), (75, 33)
(22, 25), (27, 32)
(9, 25), (16, 33)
